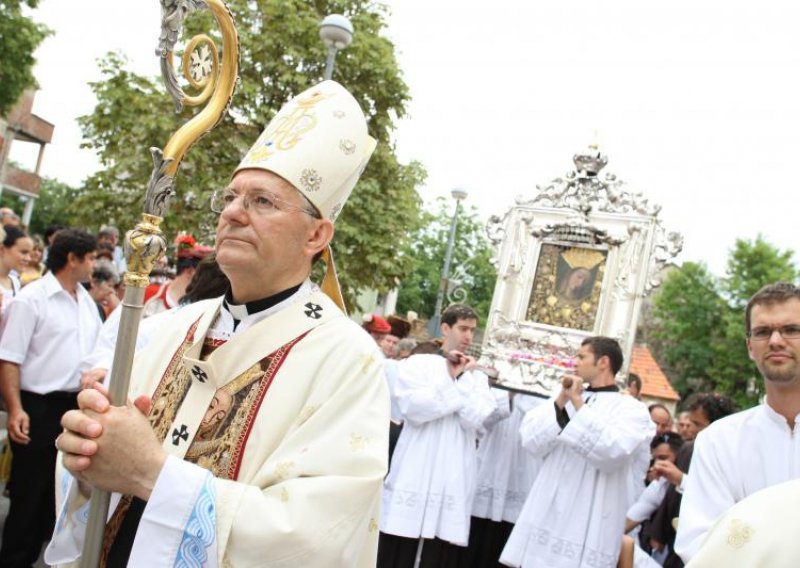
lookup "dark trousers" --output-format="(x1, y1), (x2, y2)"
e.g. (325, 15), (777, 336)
(0, 391), (78, 568)
(378, 532), (468, 568)
(464, 516), (514, 567)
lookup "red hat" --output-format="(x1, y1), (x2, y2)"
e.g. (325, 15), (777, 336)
(362, 313), (392, 334)
(175, 234), (213, 260)
(177, 244), (213, 260)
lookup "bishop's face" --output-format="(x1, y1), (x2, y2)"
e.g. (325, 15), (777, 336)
(215, 169), (322, 301)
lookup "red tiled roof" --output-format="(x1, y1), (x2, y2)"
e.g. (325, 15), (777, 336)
(630, 345), (680, 401)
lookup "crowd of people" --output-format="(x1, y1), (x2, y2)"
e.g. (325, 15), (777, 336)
(365, 283), (800, 568)
(0, 79), (798, 568)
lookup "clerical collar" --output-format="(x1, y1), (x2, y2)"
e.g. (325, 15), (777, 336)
(586, 384), (620, 393)
(223, 283), (303, 321)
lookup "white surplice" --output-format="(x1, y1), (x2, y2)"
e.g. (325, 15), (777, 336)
(46, 285), (389, 568)
(500, 391), (653, 568)
(473, 392), (545, 524)
(381, 354), (497, 545)
(675, 402), (800, 563)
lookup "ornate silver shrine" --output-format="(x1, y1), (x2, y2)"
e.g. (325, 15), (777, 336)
(480, 145), (682, 397)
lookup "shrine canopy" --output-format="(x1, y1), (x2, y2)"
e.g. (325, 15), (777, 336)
(480, 145), (682, 398)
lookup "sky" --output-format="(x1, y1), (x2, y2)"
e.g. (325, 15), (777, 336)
(14, 0), (800, 275)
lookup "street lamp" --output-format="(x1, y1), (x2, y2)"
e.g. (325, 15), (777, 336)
(319, 14), (354, 80)
(428, 187), (469, 337)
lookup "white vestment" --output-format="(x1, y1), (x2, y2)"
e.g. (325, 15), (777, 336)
(685, 477), (800, 568)
(500, 391), (653, 568)
(675, 402), (800, 563)
(47, 287), (389, 568)
(472, 392), (544, 524)
(380, 354), (497, 545)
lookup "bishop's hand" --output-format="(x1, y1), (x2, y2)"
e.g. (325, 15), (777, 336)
(57, 384), (163, 500)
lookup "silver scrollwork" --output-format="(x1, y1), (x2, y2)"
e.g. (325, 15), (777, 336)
(144, 147), (176, 218)
(158, 0), (208, 111)
(518, 145), (661, 218)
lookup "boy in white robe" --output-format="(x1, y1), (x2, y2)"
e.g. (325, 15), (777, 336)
(49, 80), (388, 568)
(676, 282), (800, 563)
(500, 336), (653, 568)
(379, 303), (497, 567)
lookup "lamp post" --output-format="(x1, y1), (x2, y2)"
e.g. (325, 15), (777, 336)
(428, 187), (468, 337)
(319, 14), (354, 80)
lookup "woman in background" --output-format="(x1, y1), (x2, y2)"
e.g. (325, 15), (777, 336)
(0, 226), (33, 316)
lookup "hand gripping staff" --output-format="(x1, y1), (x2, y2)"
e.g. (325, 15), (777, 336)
(80, 2), (238, 566)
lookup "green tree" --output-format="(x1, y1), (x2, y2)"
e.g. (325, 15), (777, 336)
(723, 235), (798, 309)
(27, 177), (80, 235)
(0, 0), (51, 116)
(396, 198), (497, 324)
(649, 262), (726, 397)
(70, 0), (423, 304)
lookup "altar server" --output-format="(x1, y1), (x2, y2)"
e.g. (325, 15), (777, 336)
(501, 336), (653, 568)
(379, 303), (497, 567)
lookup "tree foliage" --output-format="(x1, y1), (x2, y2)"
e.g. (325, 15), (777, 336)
(395, 198), (497, 324)
(70, 0), (423, 303)
(0, 0), (51, 116)
(649, 235), (798, 408)
(650, 262), (726, 397)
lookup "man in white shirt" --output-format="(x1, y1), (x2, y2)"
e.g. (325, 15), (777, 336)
(501, 336), (653, 568)
(379, 303), (497, 567)
(0, 229), (101, 567)
(49, 81), (387, 568)
(676, 282), (800, 563)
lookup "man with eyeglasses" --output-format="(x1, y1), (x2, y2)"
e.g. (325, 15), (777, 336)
(47, 81), (388, 567)
(676, 282), (800, 564)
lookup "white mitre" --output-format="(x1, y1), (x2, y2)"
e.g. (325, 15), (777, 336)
(235, 80), (377, 221)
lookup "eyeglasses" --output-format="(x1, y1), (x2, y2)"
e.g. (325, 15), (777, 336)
(747, 324), (800, 341)
(210, 188), (320, 218)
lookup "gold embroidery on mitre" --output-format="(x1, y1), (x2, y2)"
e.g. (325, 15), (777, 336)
(726, 518), (754, 549)
(257, 91), (327, 153)
(339, 139), (356, 155)
(350, 433), (371, 451)
(300, 168), (322, 192)
(274, 461), (295, 481)
(368, 518), (378, 533)
(280, 487), (289, 502)
(247, 145), (274, 163)
(561, 247), (605, 270)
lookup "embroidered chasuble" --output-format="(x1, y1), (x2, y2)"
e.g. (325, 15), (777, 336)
(47, 285), (389, 568)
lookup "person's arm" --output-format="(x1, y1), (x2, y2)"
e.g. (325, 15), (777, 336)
(0, 361), (28, 444)
(519, 397), (564, 458)
(674, 428), (737, 563)
(0, 297), (36, 444)
(625, 477), (669, 531)
(455, 371), (503, 432)
(558, 398), (654, 472)
(394, 356), (463, 425)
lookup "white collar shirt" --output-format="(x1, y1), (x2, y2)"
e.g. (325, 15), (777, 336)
(0, 271), (102, 393)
